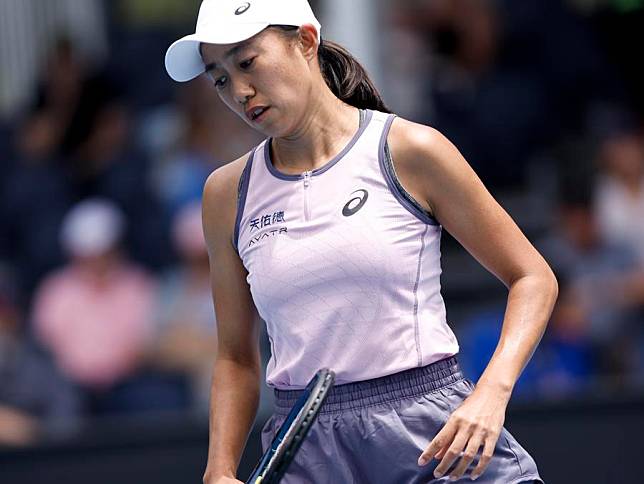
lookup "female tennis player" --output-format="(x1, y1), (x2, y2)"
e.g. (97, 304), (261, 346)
(165, 1), (557, 482)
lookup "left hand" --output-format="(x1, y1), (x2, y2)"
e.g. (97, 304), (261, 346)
(417, 382), (511, 481)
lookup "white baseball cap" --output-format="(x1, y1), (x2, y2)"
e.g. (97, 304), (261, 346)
(60, 198), (125, 258)
(165, 0), (322, 82)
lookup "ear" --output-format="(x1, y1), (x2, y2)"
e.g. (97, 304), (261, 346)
(298, 23), (319, 61)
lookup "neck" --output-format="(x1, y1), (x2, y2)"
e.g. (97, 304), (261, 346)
(271, 83), (360, 174)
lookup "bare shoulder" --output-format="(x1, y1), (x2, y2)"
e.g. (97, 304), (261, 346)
(387, 115), (481, 192)
(384, 116), (469, 217)
(202, 150), (254, 241)
(203, 151), (252, 208)
(387, 116), (455, 173)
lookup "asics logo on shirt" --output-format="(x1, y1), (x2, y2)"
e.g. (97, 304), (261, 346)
(342, 189), (369, 217)
(235, 2), (251, 15)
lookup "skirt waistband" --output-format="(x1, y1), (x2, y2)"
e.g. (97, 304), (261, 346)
(273, 355), (463, 415)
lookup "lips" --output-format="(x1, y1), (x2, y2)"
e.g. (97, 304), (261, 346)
(245, 106), (270, 122)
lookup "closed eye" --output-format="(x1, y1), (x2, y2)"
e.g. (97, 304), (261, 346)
(239, 57), (255, 69)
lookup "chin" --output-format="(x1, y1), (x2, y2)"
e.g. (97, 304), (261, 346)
(253, 120), (287, 139)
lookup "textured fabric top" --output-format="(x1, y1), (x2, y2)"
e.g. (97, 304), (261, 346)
(235, 109), (458, 389)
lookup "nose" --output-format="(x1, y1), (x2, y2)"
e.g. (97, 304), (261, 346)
(231, 76), (254, 105)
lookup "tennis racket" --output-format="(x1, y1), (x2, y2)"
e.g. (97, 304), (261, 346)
(246, 368), (335, 484)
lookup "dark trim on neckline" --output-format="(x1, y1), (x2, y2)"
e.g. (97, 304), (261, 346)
(264, 109), (373, 181)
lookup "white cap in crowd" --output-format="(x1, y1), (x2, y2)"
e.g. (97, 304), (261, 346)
(60, 198), (125, 258)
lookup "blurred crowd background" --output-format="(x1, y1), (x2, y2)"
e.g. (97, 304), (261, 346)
(1, 0), (643, 452)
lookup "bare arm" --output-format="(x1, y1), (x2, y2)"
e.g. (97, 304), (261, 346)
(390, 117), (557, 395)
(389, 118), (558, 479)
(201, 157), (261, 483)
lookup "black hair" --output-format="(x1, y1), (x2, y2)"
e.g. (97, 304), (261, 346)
(318, 39), (391, 113)
(276, 26), (390, 113)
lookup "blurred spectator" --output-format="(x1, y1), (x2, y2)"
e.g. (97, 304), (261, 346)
(538, 189), (644, 382)
(593, 115), (644, 264)
(392, 0), (614, 188)
(146, 202), (217, 414)
(381, 22), (433, 120)
(33, 36), (172, 270)
(0, 0), (640, 421)
(32, 36), (84, 151)
(457, 308), (540, 399)
(0, 272), (81, 446)
(578, 1), (644, 115)
(529, 276), (596, 397)
(457, 293), (595, 401)
(64, 95), (172, 270)
(0, 112), (72, 304)
(32, 35), (118, 163)
(152, 78), (261, 216)
(31, 199), (159, 415)
(154, 86), (219, 215)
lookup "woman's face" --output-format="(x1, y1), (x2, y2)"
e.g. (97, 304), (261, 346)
(200, 27), (316, 137)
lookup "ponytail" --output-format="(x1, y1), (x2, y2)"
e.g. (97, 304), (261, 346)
(317, 39), (391, 113)
(274, 25), (390, 113)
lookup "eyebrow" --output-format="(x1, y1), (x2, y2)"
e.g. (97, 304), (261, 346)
(203, 43), (249, 73)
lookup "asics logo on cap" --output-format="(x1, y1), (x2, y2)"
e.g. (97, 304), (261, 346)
(235, 2), (251, 15)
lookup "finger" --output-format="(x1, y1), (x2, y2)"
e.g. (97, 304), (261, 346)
(418, 421), (457, 466)
(470, 432), (497, 480)
(435, 444), (448, 460)
(449, 432), (483, 481)
(433, 430), (469, 479)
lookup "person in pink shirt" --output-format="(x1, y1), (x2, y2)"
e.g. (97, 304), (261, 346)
(32, 199), (156, 408)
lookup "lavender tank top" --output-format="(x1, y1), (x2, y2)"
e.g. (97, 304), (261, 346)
(234, 110), (458, 389)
